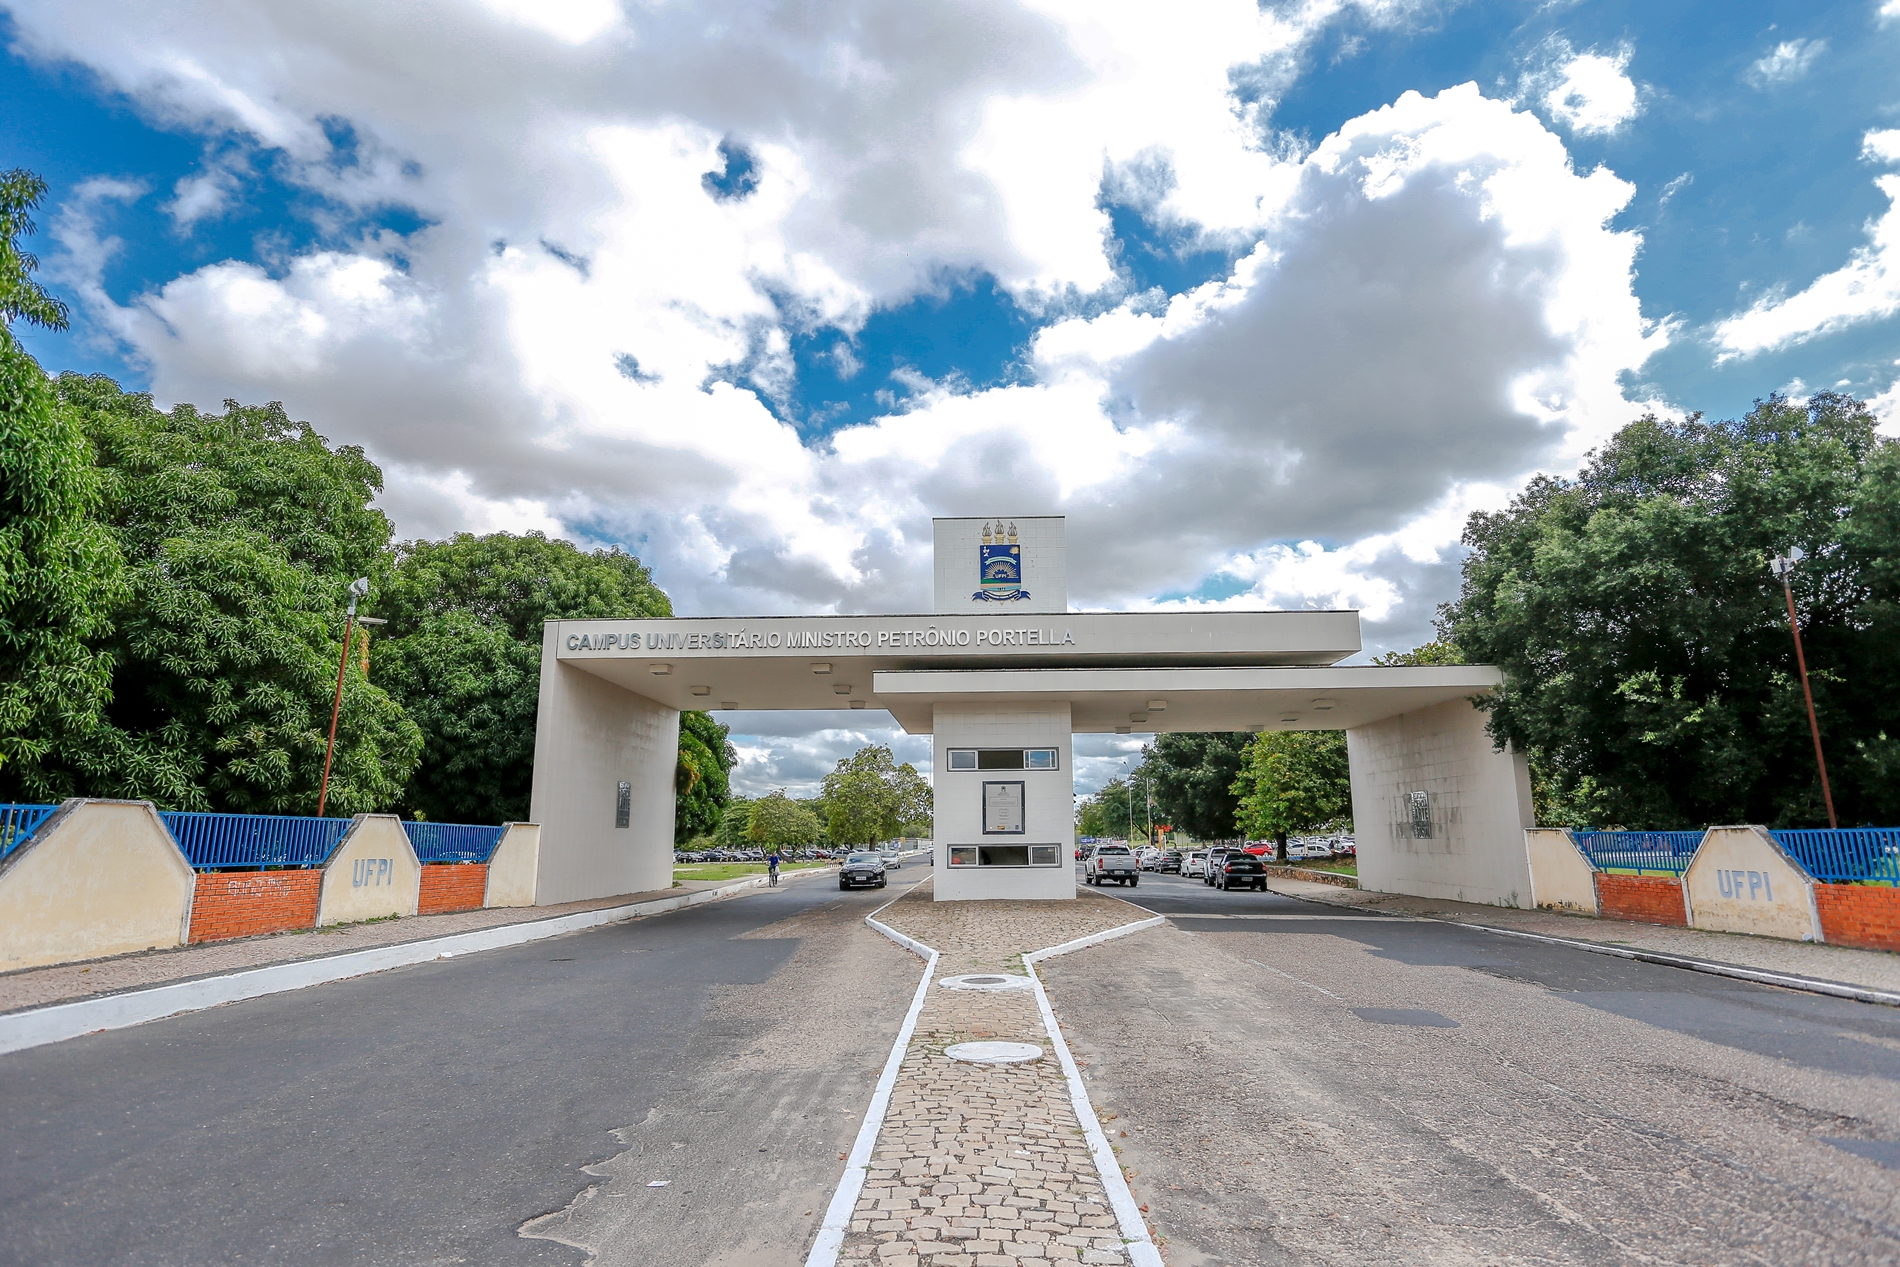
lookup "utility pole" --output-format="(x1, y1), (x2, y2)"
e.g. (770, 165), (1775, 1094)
(318, 577), (370, 818)
(1769, 548), (1837, 829)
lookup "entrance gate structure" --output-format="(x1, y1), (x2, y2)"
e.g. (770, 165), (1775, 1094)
(529, 517), (1533, 905)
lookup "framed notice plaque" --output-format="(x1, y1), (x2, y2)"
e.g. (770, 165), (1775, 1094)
(982, 780), (1025, 834)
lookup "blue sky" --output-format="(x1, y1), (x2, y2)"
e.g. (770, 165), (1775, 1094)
(5, 0), (1898, 793)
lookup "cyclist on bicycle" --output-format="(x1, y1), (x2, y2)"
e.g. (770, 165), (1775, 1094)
(767, 849), (781, 886)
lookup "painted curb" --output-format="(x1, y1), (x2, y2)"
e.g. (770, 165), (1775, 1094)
(0, 866), (834, 1056)
(807, 879), (937, 1267)
(1026, 919), (1168, 1267)
(1452, 920), (1900, 1008)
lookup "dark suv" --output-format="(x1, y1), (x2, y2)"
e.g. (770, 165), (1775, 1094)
(1213, 850), (1267, 891)
(1201, 845), (1246, 885)
(1158, 850), (1184, 874)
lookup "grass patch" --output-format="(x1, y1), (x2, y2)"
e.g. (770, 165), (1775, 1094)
(1289, 858), (1358, 876)
(672, 861), (826, 882)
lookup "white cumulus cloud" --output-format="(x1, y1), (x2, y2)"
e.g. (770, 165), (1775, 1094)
(1540, 44), (1642, 136)
(1747, 37), (1826, 87)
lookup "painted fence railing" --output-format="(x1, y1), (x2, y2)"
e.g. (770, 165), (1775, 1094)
(1574, 830), (1704, 876)
(1771, 828), (1900, 886)
(0, 803), (59, 862)
(159, 811), (354, 871)
(404, 821), (506, 864)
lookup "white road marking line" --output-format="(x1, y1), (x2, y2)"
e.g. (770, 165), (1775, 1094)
(1247, 958), (1344, 1000)
(806, 878), (935, 1267)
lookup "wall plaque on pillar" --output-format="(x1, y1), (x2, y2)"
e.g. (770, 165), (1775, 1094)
(1409, 790), (1432, 839)
(982, 781), (1025, 834)
(615, 781), (632, 829)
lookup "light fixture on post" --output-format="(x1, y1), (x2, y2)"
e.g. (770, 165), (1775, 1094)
(318, 577), (370, 818)
(1769, 547), (1837, 828)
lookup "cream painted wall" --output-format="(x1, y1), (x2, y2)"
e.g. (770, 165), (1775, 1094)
(1347, 699), (1534, 907)
(1682, 826), (1821, 941)
(530, 625), (679, 904)
(932, 701), (1075, 902)
(484, 823), (540, 907)
(0, 800), (194, 970)
(317, 815), (421, 926)
(1525, 828), (1599, 913)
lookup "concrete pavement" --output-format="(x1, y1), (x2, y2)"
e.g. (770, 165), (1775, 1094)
(1, 878), (916, 1267)
(1042, 869), (1900, 1265)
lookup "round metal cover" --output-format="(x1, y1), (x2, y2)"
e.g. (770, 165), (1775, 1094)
(944, 1041), (1044, 1064)
(937, 973), (1035, 992)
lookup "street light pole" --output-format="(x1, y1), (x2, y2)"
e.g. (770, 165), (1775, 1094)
(318, 577), (369, 818)
(1769, 549), (1837, 829)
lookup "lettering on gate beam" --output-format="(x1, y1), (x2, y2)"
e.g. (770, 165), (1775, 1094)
(563, 626), (1077, 652)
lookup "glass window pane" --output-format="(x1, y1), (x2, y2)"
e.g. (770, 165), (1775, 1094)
(949, 846), (978, 867)
(978, 844), (1030, 867)
(946, 749), (977, 770)
(1029, 845), (1058, 866)
(1024, 748), (1058, 770)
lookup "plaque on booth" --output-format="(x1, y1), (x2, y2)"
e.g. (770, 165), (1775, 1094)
(982, 781), (1025, 834)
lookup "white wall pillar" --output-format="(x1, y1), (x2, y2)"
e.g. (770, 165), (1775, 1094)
(529, 625), (679, 904)
(931, 701), (1075, 902)
(1346, 698), (1533, 907)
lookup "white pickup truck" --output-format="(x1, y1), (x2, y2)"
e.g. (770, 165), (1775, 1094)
(1083, 843), (1140, 887)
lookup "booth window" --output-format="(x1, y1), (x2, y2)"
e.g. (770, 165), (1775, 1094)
(947, 843), (1062, 868)
(945, 747), (1059, 771)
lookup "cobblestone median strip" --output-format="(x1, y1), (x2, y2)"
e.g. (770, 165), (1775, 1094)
(0, 868), (835, 1056)
(810, 887), (1163, 1267)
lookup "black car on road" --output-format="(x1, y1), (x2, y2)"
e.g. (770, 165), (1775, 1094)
(1214, 851), (1267, 891)
(839, 852), (887, 890)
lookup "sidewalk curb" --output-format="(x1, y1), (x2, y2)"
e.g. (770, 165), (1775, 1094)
(1451, 920), (1900, 1008)
(807, 879), (936, 1267)
(1026, 918), (1168, 1267)
(1264, 878), (1900, 1009)
(0, 867), (834, 1057)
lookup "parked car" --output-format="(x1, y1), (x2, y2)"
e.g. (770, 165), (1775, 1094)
(1136, 846), (1163, 871)
(1183, 850), (1209, 878)
(1334, 838), (1356, 857)
(838, 853), (888, 890)
(1201, 844), (1247, 885)
(1304, 838), (1335, 860)
(1083, 843), (1140, 887)
(1158, 850), (1184, 874)
(1214, 850), (1268, 891)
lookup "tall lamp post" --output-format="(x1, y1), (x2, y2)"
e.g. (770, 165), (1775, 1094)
(318, 577), (370, 818)
(1769, 548), (1837, 829)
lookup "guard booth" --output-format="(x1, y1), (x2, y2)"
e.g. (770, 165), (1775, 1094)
(529, 517), (1532, 904)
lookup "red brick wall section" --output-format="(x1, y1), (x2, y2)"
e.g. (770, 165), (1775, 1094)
(418, 863), (489, 915)
(1594, 873), (1688, 927)
(189, 870), (322, 943)
(1816, 883), (1900, 952)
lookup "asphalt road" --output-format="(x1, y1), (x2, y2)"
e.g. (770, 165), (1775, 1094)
(1, 875), (922, 1267)
(1048, 867), (1900, 1264)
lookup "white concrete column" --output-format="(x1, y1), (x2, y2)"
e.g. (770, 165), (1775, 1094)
(528, 624), (680, 904)
(931, 701), (1075, 902)
(1346, 698), (1533, 907)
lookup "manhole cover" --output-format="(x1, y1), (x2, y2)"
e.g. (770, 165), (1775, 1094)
(937, 973), (1035, 992)
(945, 1041), (1044, 1064)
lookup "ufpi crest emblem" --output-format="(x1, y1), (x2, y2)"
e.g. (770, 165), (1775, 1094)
(974, 520), (1030, 602)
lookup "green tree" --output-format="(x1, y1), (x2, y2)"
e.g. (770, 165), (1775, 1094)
(747, 789), (824, 847)
(1442, 394), (1900, 828)
(374, 530), (675, 823)
(715, 797), (754, 847)
(1076, 777), (1135, 839)
(821, 744), (931, 845)
(1231, 731), (1352, 860)
(1144, 732), (1252, 842)
(0, 172), (120, 802)
(54, 377), (420, 813)
(674, 711), (737, 843)
(1371, 640), (1465, 666)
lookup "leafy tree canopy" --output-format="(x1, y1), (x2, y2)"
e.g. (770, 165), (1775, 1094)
(1143, 732), (1252, 842)
(674, 711), (737, 843)
(0, 169), (68, 331)
(381, 531), (669, 643)
(1442, 394), (1900, 828)
(1076, 776), (1137, 839)
(821, 744), (931, 845)
(1231, 731), (1352, 859)
(747, 789), (825, 847)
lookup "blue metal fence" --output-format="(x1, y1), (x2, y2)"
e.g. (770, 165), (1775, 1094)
(1771, 828), (1900, 886)
(405, 821), (506, 864)
(0, 803), (59, 862)
(1574, 830), (1704, 876)
(159, 812), (353, 870)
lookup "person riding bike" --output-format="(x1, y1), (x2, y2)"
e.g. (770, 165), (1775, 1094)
(767, 849), (781, 886)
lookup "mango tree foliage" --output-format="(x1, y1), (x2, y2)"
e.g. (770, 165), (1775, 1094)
(1076, 777), (1137, 839)
(747, 789), (824, 847)
(1442, 394), (1900, 828)
(674, 710), (737, 843)
(1231, 731), (1351, 860)
(821, 744), (931, 846)
(52, 375), (419, 813)
(714, 797), (754, 847)
(1144, 732), (1252, 842)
